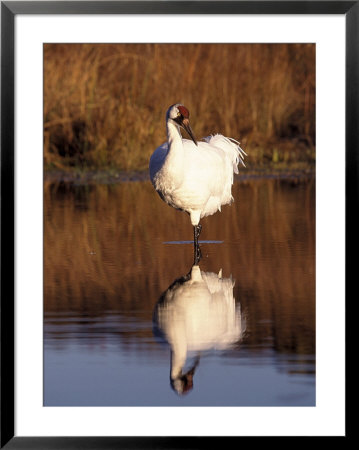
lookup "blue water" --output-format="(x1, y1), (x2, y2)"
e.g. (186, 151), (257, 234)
(44, 341), (314, 406)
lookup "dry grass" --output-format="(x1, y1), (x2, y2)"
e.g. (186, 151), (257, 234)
(44, 43), (315, 172)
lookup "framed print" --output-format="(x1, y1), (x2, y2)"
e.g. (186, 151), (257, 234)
(1, 1), (353, 447)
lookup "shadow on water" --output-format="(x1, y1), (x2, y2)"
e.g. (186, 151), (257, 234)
(44, 177), (315, 406)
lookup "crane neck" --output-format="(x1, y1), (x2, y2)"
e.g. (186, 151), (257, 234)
(163, 120), (185, 186)
(166, 120), (183, 150)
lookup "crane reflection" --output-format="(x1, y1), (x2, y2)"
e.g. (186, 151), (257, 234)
(153, 264), (245, 395)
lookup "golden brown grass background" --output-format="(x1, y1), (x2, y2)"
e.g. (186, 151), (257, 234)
(44, 43), (315, 172)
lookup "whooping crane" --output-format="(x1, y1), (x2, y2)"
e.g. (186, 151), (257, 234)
(149, 104), (246, 263)
(153, 264), (244, 395)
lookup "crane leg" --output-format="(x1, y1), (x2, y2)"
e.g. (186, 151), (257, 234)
(193, 224), (202, 265)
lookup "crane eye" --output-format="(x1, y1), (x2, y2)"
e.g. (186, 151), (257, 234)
(173, 114), (183, 124)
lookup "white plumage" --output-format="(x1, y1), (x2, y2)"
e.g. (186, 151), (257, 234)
(153, 265), (245, 395)
(149, 104), (246, 258)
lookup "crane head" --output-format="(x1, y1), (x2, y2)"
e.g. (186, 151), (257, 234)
(167, 104), (198, 146)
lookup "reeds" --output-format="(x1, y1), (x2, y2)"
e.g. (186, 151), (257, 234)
(44, 44), (315, 172)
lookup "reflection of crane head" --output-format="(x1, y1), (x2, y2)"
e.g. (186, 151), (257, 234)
(170, 358), (199, 396)
(171, 373), (194, 396)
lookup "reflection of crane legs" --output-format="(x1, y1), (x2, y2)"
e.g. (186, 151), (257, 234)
(193, 224), (202, 265)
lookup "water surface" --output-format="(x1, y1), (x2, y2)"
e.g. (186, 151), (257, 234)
(44, 177), (315, 406)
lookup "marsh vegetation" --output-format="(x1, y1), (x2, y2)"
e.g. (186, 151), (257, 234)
(44, 43), (315, 175)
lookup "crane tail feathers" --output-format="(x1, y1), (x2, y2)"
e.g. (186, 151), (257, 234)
(228, 137), (247, 169)
(203, 134), (246, 172)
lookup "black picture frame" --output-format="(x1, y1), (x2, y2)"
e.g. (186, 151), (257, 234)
(1, 1), (353, 448)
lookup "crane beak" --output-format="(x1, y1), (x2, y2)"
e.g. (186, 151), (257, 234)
(182, 118), (198, 146)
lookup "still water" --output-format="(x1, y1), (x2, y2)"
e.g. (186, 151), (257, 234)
(44, 177), (315, 406)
